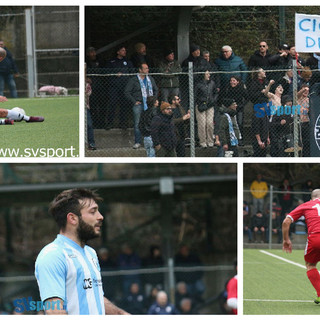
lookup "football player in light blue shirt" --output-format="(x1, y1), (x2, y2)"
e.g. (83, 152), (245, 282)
(35, 188), (129, 315)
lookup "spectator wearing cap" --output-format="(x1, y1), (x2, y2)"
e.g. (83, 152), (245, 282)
(270, 44), (305, 69)
(181, 44), (211, 77)
(85, 46), (105, 68)
(219, 75), (248, 145)
(214, 45), (247, 89)
(269, 43), (290, 68)
(157, 48), (181, 102)
(217, 98), (240, 157)
(181, 44), (211, 110)
(131, 42), (155, 69)
(150, 101), (177, 157)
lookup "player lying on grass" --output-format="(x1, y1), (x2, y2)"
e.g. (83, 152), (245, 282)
(35, 188), (129, 315)
(0, 95), (44, 124)
(282, 189), (320, 304)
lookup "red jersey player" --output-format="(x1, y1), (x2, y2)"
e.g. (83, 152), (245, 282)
(226, 260), (237, 314)
(282, 189), (320, 304)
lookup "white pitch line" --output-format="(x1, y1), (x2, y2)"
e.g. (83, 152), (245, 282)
(244, 299), (313, 303)
(260, 250), (306, 269)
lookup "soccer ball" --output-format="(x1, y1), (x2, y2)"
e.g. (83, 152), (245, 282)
(11, 107), (26, 116)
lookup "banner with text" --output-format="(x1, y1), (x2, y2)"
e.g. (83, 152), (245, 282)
(295, 13), (320, 52)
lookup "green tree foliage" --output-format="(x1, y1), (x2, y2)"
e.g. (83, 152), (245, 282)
(86, 6), (320, 63)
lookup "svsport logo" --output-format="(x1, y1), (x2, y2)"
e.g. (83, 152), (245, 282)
(254, 101), (308, 118)
(13, 296), (66, 313)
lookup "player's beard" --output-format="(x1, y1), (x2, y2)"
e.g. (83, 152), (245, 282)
(77, 216), (101, 243)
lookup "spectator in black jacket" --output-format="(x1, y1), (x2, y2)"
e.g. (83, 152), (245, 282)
(269, 94), (294, 157)
(252, 101), (270, 157)
(248, 41), (273, 70)
(86, 46), (106, 128)
(151, 101), (177, 157)
(105, 45), (134, 130)
(220, 75), (248, 145)
(142, 245), (164, 291)
(247, 68), (269, 106)
(169, 94), (190, 157)
(202, 50), (221, 90)
(122, 283), (147, 314)
(174, 244), (205, 302)
(0, 40), (19, 98)
(195, 70), (218, 148)
(251, 211), (267, 243)
(182, 44), (211, 83)
(139, 96), (159, 157)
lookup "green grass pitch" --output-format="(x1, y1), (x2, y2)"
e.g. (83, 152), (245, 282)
(0, 97), (79, 158)
(244, 248), (320, 314)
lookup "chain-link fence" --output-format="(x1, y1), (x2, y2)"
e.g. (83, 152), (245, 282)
(86, 63), (320, 157)
(243, 187), (310, 246)
(0, 6), (79, 98)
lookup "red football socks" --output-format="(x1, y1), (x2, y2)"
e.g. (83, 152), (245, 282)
(307, 268), (320, 296)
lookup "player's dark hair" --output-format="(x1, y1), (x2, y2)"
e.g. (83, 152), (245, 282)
(49, 188), (102, 230)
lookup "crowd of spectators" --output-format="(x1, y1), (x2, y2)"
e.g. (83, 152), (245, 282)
(86, 41), (320, 157)
(95, 243), (206, 314)
(244, 176), (314, 243)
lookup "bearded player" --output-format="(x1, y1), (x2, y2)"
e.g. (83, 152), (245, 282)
(0, 48), (44, 124)
(282, 189), (320, 304)
(35, 188), (129, 315)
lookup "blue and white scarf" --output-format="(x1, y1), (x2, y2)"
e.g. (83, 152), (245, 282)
(224, 113), (239, 146)
(313, 53), (320, 70)
(137, 75), (153, 110)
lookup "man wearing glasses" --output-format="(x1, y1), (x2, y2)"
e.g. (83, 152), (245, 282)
(151, 101), (177, 157)
(248, 41), (273, 70)
(214, 45), (247, 89)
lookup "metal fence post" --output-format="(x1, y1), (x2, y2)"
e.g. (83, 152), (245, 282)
(292, 60), (299, 157)
(189, 62), (195, 157)
(25, 8), (35, 98)
(268, 185), (273, 249)
(168, 258), (175, 305)
(279, 7), (286, 45)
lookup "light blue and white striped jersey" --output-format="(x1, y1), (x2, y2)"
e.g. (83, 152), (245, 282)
(35, 234), (105, 315)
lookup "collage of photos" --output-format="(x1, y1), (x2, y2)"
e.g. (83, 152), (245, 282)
(0, 4), (320, 319)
